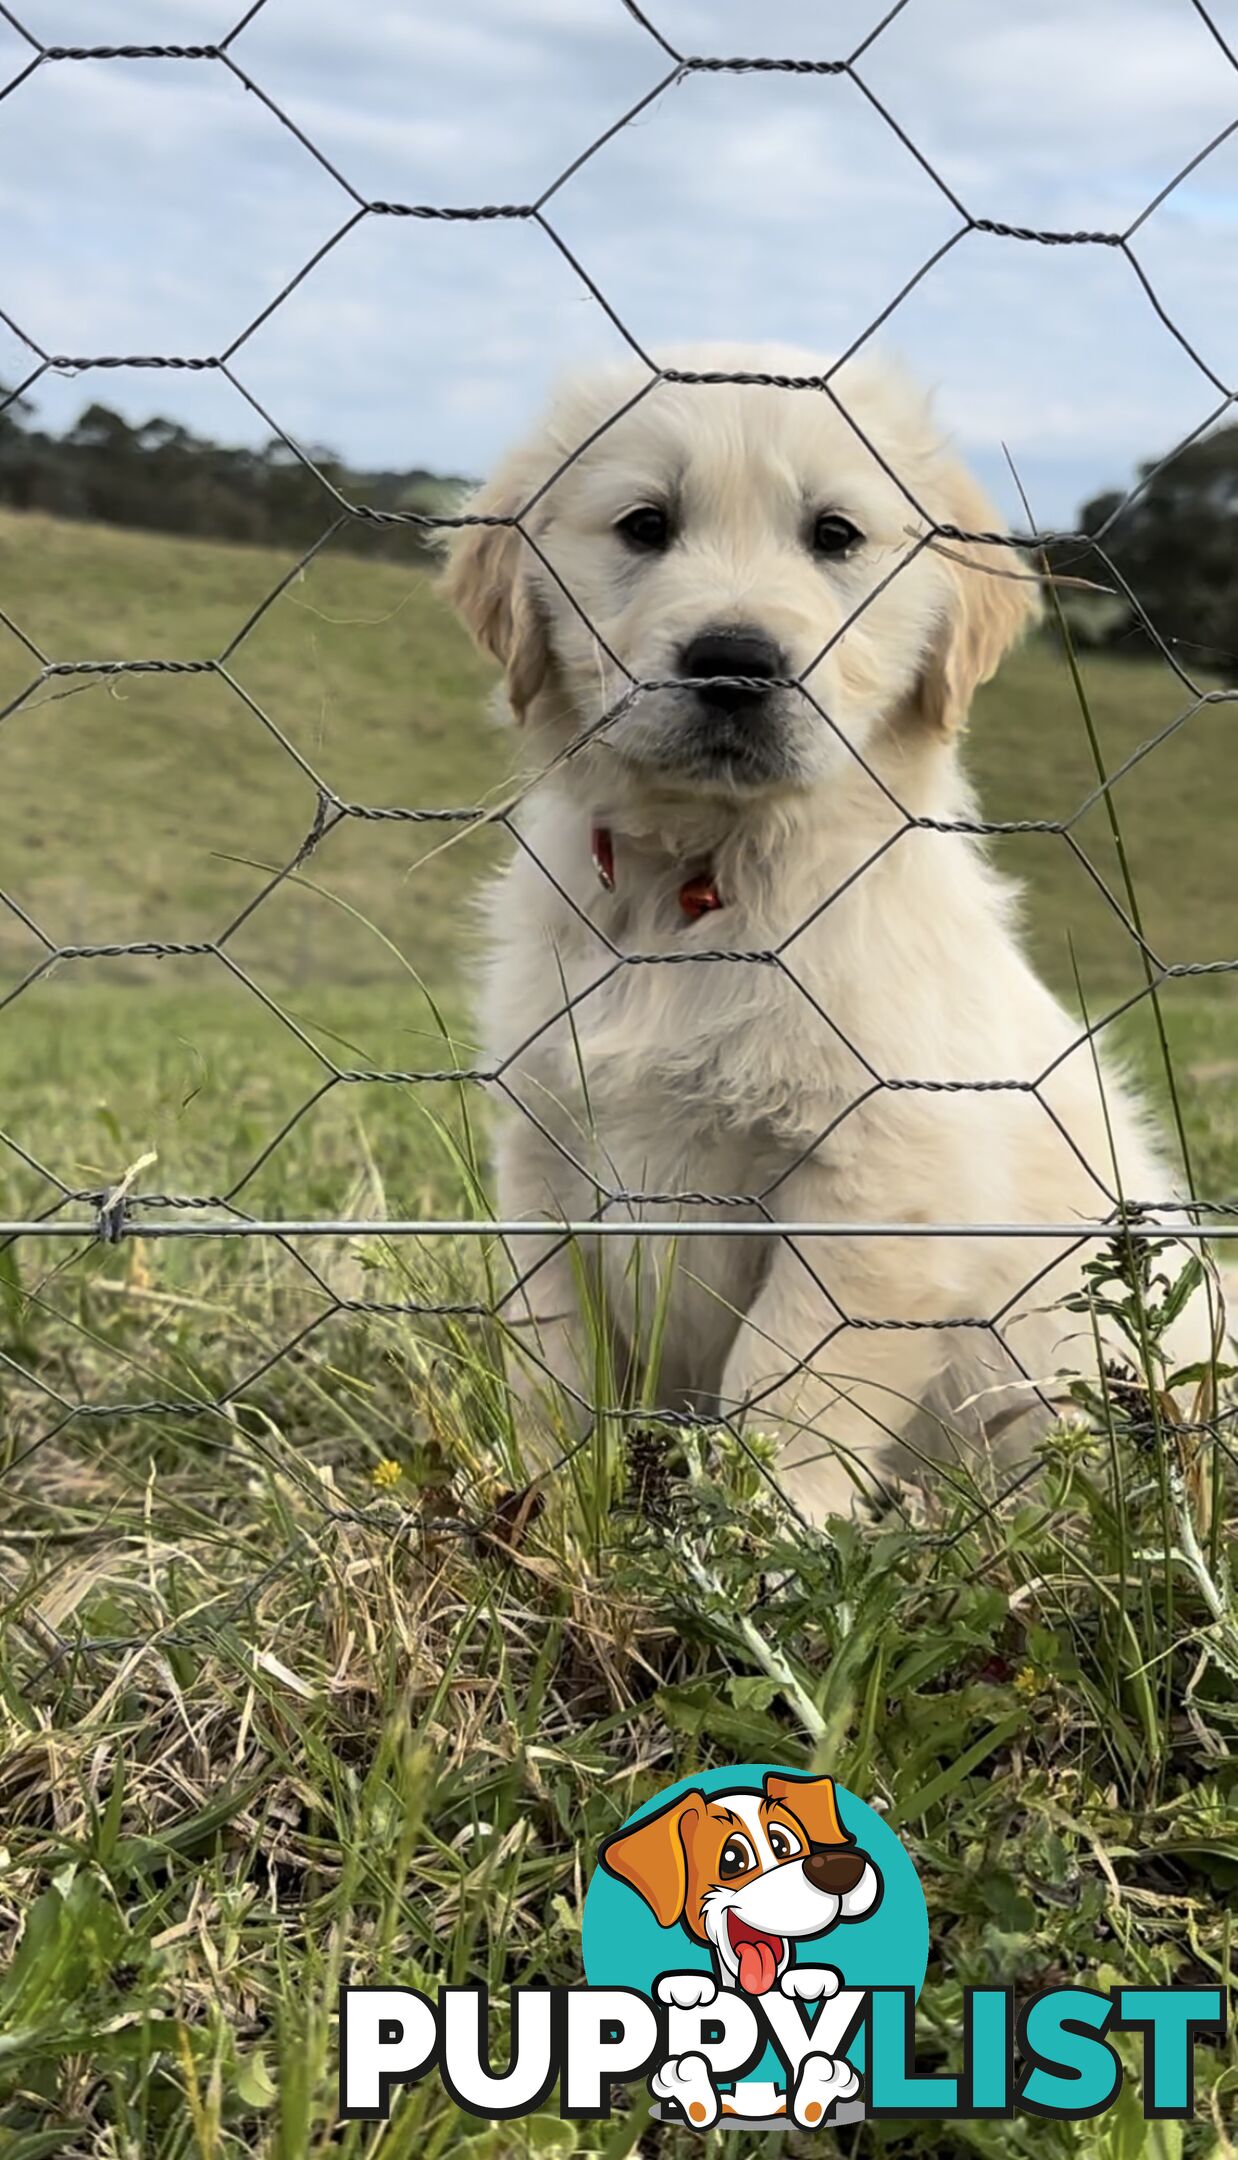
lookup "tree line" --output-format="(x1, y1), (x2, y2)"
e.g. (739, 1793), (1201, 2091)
(0, 388), (468, 558)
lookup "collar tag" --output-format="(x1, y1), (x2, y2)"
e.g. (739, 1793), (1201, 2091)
(678, 871), (724, 921)
(590, 821), (725, 919)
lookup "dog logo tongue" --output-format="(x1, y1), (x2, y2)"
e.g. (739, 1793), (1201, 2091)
(735, 1932), (780, 1995)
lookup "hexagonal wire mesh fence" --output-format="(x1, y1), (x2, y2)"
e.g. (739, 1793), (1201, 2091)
(1, 0), (1236, 1659)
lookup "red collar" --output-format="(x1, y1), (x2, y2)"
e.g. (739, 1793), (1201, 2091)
(590, 822), (723, 922)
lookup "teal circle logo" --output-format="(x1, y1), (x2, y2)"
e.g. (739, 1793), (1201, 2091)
(582, 1763), (927, 2127)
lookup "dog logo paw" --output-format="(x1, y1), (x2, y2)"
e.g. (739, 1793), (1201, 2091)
(792, 2050), (861, 2129)
(656, 1971), (719, 2010)
(779, 1962), (843, 2002)
(651, 2051), (721, 2129)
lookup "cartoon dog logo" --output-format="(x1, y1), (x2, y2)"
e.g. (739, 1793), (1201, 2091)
(599, 1771), (881, 2128)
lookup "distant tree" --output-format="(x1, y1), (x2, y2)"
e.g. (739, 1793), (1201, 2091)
(1053, 423), (1238, 671)
(0, 383), (33, 441)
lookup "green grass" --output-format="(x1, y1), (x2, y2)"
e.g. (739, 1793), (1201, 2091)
(0, 509), (505, 989)
(1, 507), (1234, 1004)
(1, 511), (1237, 2157)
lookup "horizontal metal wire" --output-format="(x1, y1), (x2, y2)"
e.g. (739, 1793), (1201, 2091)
(3, 1219), (1236, 1241)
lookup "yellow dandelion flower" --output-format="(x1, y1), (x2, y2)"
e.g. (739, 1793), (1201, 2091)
(371, 1458), (402, 1489)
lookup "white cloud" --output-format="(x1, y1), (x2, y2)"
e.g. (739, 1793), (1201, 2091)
(0, 0), (1233, 521)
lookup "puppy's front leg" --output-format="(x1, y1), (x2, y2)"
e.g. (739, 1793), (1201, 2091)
(717, 1237), (952, 1523)
(490, 1116), (627, 1447)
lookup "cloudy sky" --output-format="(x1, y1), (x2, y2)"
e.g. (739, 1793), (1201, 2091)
(2, 0), (1236, 523)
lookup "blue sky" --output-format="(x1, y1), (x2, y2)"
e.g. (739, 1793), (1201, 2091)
(2, 0), (1236, 523)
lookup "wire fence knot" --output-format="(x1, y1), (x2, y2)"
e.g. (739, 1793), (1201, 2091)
(95, 1189), (129, 1245)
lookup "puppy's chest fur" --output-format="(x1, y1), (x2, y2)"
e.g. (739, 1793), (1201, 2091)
(485, 834), (875, 1179)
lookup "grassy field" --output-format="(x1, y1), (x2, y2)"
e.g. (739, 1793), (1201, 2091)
(0, 509), (1234, 1215)
(1, 510), (1237, 2157)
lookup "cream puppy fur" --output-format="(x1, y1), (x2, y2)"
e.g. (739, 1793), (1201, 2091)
(445, 344), (1208, 1521)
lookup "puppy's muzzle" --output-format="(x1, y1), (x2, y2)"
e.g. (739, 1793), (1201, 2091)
(803, 1845), (869, 1896)
(678, 625), (788, 716)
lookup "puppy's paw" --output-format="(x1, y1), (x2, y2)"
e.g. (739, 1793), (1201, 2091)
(791, 2051), (860, 2130)
(650, 2052), (720, 2129)
(779, 1963), (842, 2002)
(656, 1971), (718, 2010)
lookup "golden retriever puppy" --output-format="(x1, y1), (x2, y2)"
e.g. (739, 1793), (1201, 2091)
(445, 344), (1209, 1520)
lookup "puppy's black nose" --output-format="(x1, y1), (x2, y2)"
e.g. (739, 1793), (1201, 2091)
(678, 626), (787, 714)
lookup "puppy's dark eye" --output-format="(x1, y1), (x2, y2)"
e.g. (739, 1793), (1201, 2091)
(719, 1835), (756, 1879)
(768, 1824), (802, 1861)
(812, 512), (862, 559)
(617, 505), (670, 552)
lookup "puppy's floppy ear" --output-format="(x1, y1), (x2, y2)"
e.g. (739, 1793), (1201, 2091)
(441, 454), (550, 723)
(764, 1772), (851, 1848)
(913, 463), (1039, 735)
(599, 1790), (704, 1928)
